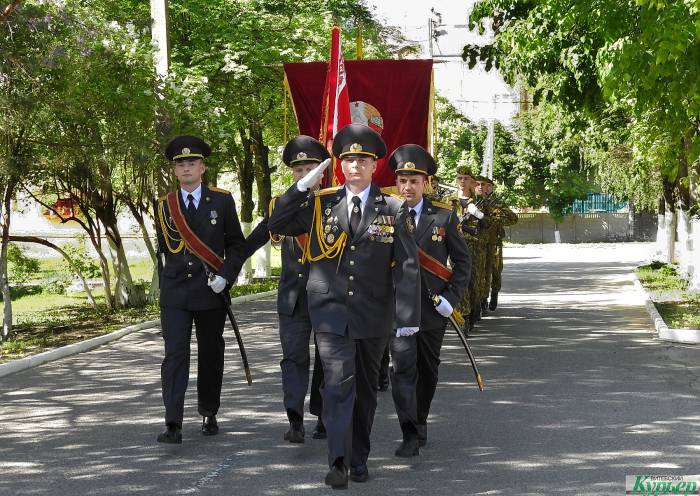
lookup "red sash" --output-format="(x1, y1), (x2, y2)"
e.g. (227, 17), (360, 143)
(295, 234), (307, 252)
(166, 192), (224, 271)
(418, 247), (452, 282)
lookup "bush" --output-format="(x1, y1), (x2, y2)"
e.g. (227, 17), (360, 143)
(61, 238), (101, 279)
(7, 243), (41, 284)
(42, 279), (66, 295)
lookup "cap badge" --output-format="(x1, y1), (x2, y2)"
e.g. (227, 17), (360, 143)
(350, 143), (363, 152)
(296, 152), (307, 160)
(182, 147), (191, 155)
(404, 161), (416, 169)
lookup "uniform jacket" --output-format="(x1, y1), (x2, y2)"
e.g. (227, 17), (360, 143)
(414, 198), (471, 331)
(155, 185), (246, 310)
(244, 214), (309, 317)
(268, 183), (421, 339)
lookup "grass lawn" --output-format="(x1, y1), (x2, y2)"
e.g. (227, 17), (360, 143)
(1, 254), (281, 364)
(635, 262), (700, 330)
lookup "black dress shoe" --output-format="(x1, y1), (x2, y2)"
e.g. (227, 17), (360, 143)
(312, 418), (326, 439)
(157, 423), (182, 444)
(284, 422), (305, 443)
(201, 415), (219, 436)
(350, 464), (369, 483)
(489, 291), (498, 311)
(325, 464), (348, 489)
(395, 438), (420, 457)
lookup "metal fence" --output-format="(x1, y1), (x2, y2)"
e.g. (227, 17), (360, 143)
(505, 212), (657, 243)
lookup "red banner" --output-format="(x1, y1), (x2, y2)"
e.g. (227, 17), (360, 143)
(284, 59), (433, 188)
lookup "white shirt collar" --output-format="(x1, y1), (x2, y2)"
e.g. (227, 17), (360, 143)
(180, 183), (203, 207)
(345, 184), (372, 211)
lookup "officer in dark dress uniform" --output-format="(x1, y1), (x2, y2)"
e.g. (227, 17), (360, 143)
(243, 136), (329, 443)
(389, 145), (471, 455)
(268, 124), (421, 489)
(154, 135), (246, 444)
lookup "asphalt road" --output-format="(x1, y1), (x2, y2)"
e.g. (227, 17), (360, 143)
(1, 243), (698, 495)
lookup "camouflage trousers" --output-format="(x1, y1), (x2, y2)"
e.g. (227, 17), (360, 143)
(458, 241), (486, 318)
(490, 241), (504, 293)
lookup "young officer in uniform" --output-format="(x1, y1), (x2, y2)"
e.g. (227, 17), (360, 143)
(389, 145), (471, 455)
(154, 135), (246, 444)
(268, 124), (421, 489)
(243, 136), (329, 443)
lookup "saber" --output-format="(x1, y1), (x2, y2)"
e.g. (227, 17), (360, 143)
(203, 263), (252, 386)
(421, 271), (484, 391)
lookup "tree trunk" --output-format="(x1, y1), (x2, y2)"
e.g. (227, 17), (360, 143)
(627, 199), (636, 240)
(0, 179), (15, 341)
(105, 223), (140, 308)
(251, 122), (272, 277)
(553, 222), (561, 243)
(237, 127), (256, 283)
(9, 235), (97, 309)
(655, 196), (666, 259)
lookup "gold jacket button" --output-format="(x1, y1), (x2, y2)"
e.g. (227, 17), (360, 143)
(349, 275), (354, 281)
(188, 261), (193, 266)
(350, 246), (356, 251)
(297, 258), (302, 263)
(187, 273), (192, 278)
(349, 260), (355, 266)
(298, 273), (303, 278)
(348, 291), (354, 296)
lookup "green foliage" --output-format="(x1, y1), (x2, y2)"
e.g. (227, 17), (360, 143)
(435, 96), (485, 182)
(7, 244), (40, 285)
(467, 0), (700, 213)
(497, 103), (592, 219)
(61, 240), (101, 280)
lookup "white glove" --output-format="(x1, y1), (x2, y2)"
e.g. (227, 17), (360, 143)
(296, 158), (331, 191)
(466, 203), (484, 220)
(396, 326), (419, 337)
(207, 275), (228, 294)
(434, 296), (453, 317)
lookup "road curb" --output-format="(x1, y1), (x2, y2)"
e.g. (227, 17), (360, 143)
(0, 289), (277, 378)
(632, 276), (700, 345)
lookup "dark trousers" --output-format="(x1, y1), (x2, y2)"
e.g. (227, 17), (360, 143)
(278, 297), (324, 422)
(390, 326), (446, 440)
(309, 334), (324, 417)
(160, 306), (226, 426)
(315, 331), (388, 468)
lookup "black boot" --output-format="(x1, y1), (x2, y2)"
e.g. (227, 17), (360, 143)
(481, 299), (488, 315)
(489, 290), (498, 311)
(157, 423), (182, 444)
(284, 420), (305, 443)
(312, 417), (327, 439)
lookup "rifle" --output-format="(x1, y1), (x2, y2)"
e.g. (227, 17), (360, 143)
(420, 271), (484, 391)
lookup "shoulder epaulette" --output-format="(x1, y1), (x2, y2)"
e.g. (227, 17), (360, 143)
(431, 200), (452, 210)
(314, 186), (342, 197)
(158, 194), (168, 202)
(209, 186), (230, 194)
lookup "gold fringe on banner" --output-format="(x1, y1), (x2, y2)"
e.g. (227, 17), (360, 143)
(429, 67), (438, 157)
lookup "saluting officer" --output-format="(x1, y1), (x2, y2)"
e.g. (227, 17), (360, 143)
(243, 136), (329, 443)
(268, 124), (421, 489)
(154, 135), (246, 444)
(389, 145), (471, 455)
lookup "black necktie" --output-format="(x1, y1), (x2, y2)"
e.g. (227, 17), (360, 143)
(186, 193), (196, 222)
(409, 208), (417, 236)
(350, 196), (361, 236)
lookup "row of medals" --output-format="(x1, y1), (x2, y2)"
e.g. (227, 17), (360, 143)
(431, 226), (445, 242)
(322, 207), (396, 244)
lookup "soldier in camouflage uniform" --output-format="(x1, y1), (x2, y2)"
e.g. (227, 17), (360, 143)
(478, 178), (518, 311)
(452, 166), (487, 331)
